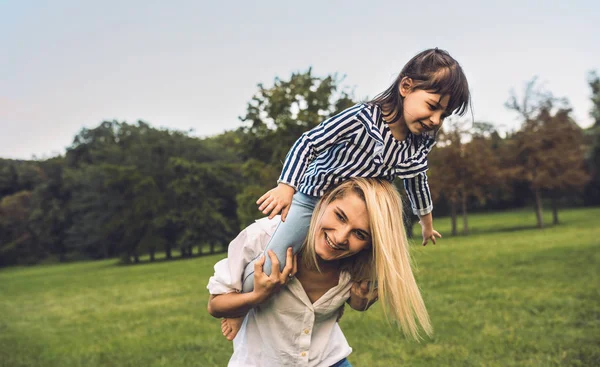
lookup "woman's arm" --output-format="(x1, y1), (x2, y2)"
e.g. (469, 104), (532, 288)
(208, 292), (262, 318)
(347, 280), (379, 312)
(208, 249), (296, 318)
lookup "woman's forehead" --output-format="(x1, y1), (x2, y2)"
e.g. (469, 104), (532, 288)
(330, 193), (370, 229)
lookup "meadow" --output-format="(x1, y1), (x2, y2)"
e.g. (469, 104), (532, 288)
(1, 207), (598, 367)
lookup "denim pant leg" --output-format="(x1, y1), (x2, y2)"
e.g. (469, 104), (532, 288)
(241, 192), (318, 293)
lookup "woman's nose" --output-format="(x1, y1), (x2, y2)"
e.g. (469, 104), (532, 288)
(336, 227), (351, 244)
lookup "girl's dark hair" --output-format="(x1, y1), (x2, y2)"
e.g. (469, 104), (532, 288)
(370, 48), (471, 124)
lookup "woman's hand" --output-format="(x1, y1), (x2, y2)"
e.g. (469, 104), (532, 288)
(252, 247), (297, 304)
(347, 280), (378, 311)
(207, 248), (297, 319)
(256, 183), (295, 221)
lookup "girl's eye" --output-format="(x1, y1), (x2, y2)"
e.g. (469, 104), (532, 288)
(427, 104), (435, 110)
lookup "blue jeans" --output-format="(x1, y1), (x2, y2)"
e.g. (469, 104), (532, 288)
(242, 192), (319, 292)
(330, 358), (352, 367)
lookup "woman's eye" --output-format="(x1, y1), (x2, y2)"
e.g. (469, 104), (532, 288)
(354, 231), (365, 240)
(336, 212), (345, 222)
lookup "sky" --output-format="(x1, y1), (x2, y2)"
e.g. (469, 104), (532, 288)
(1, 0), (599, 160)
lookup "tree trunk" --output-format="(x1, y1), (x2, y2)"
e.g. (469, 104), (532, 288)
(103, 242), (110, 259)
(534, 189), (544, 228)
(134, 253), (139, 263)
(461, 194), (469, 235)
(450, 200), (457, 236)
(165, 245), (172, 259)
(59, 248), (66, 263)
(149, 248), (155, 262)
(210, 242), (215, 254)
(551, 196), (559, 225)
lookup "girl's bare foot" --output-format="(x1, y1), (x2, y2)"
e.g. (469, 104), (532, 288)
(221, 317), (244, 341)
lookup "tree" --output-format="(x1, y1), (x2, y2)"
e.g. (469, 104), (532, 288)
(0, 161), (18, 197)
(506, 78), (589, 227)
(588, 71), (600, 128)
(238, 68), (356, 165)
(429, 120), (503, 235)
(28, 158), (72, 262)
(166, 158), (238, 256)
(428, 125), (463, 235)
(0, 191), (38, 265)
(583, 71), (600, 205)
(235, 159), (280, 228)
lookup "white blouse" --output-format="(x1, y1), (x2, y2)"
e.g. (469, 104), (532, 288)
(207, 217), (353, 367)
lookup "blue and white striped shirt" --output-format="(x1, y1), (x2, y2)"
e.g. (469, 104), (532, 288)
(278, 103), (435, 216)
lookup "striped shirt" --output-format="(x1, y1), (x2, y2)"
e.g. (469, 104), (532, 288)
(278, 103), (435, 216)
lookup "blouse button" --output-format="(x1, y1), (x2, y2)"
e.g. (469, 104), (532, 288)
(301, 352), (307, 357)
(304, 329), (310, 335)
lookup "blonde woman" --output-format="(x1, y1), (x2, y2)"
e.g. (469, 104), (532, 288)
(207, 178), (431, 367)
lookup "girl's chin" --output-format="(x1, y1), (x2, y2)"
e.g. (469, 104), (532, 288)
(408, 125), (424, 135)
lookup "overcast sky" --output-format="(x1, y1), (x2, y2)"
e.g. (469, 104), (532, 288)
(1, 0), (599, 160)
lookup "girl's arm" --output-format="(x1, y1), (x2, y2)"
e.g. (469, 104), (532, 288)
(403, 172), (441, 245)
(260, 105), (367, 219)
(418, 212), (442, 246)
(277, 105), (365, 191)
(403, 172), (433, 217)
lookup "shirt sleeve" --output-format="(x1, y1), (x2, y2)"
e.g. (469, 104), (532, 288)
(277, 105), (366, 189)
(206, 218), (278, 295)
(403, 171), (433, 216)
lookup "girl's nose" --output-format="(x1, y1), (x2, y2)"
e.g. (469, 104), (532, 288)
(430, 112), (442, 125)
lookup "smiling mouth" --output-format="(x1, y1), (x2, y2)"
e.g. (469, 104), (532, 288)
(325, 233), (343, 251)
(419, 121), (432, 131)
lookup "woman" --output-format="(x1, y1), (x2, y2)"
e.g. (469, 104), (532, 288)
(207, 178), (432, 366)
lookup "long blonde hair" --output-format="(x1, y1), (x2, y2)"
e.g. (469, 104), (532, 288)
(301, 178), (432, 340)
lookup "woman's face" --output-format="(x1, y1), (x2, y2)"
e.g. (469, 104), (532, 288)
(314, 191), (372, 262)
(400, 83), (450, 135)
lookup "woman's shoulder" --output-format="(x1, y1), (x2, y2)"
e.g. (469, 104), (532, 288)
(228, 216), (281, 255)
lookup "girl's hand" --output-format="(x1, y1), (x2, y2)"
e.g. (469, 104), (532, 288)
(420, 222), (442, 246)
(347, 280), (378, 311)
(418, 213), (441, 246)
(251, 247), (297, 304)
(256, 183), (295, 221)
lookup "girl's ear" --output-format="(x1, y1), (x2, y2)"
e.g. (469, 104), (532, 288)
(399, 77), (413, 97)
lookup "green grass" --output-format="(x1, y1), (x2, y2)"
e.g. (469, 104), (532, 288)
(1, 207), (599, 366)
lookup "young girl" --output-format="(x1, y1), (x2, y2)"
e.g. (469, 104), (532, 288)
(243, 47), (471, 293)
(208, 179), (432, 366)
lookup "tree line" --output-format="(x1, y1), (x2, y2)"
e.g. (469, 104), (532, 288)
(1, 69), (599, 266)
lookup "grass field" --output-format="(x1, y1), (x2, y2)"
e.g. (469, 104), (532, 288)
(1, 207), (599, 366)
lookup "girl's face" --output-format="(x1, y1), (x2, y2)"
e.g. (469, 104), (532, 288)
(314, 192), (372, 262)
(400, 82), (450, 135)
